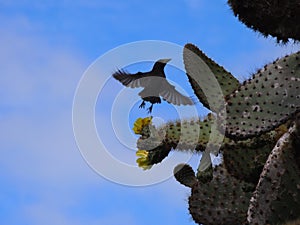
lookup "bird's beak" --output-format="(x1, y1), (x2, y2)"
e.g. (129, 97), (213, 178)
(159, 58), (171, 64)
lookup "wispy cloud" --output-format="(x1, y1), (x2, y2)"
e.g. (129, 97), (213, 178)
(0, 13), (100, 184)
(0, 12), (197, 225)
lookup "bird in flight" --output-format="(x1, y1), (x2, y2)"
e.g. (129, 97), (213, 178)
(112, 58), (194, 113)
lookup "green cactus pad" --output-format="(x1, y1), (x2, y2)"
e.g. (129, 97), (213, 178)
(188, 165), (253, 225)
(137, 114), (219, 153)
(183, 43), (240, 111)
(247, 124), (300, 224)
(224, 51), (300, 140)
(167, 117), (216, 151)
(135, 114), (224, 169)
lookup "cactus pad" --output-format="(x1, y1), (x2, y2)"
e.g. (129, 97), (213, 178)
(135, 114), (225, 170)
(222, 125), (289, 184)
(188, 165), (253, 225)
(183, 43), (240, 112)
(247, 124), (300, 224)
(224, 51), (300, 140)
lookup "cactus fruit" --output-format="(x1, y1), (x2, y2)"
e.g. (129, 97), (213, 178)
(173, 164), (198, 188)
(247, 123), (300, 224)
(228, 0), (300, 43)
(223, 51), (300, 140)
(183, 43), (240, 111)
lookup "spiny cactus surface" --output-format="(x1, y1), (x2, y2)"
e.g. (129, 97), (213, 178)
(135, 115), (288, 179)
(186, 165), (253, 225)
(222, 134), (276, 184)
(247, 124), (300, 225)
(224, 51), (300, 140)
(228, 0), (300, 43)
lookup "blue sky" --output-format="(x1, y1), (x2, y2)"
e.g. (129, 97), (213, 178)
(0, 1), (299, 225)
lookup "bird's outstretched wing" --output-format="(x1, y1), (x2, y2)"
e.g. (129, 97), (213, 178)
(160, 81), (194, 106)
(112, 69), (149, 88)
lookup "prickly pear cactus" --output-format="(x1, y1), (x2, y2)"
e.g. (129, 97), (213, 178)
(130, 4), (300, 221)
(134, 114), (287, 187)
(181, 43), (300, 224)
(183, 43), (300, 141)
(181, 45), (300, 224)
(132, 42), (300, 224)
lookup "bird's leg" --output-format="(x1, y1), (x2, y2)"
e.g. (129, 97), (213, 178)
(139, 101), (146, 109)
(147, 104), (153, 114)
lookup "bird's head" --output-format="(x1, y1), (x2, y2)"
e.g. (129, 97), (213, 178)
(152, 58), (171, 71)
(157, 58), (171, 64)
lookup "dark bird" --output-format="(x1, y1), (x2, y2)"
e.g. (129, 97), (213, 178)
(112, 58), (194, 113)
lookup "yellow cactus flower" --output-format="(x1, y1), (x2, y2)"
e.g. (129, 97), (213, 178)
(133, 118), (143, 134)
(136, 149), (148, 158)
(132, 117), (152, 134)
(136, 150), (152, 170)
